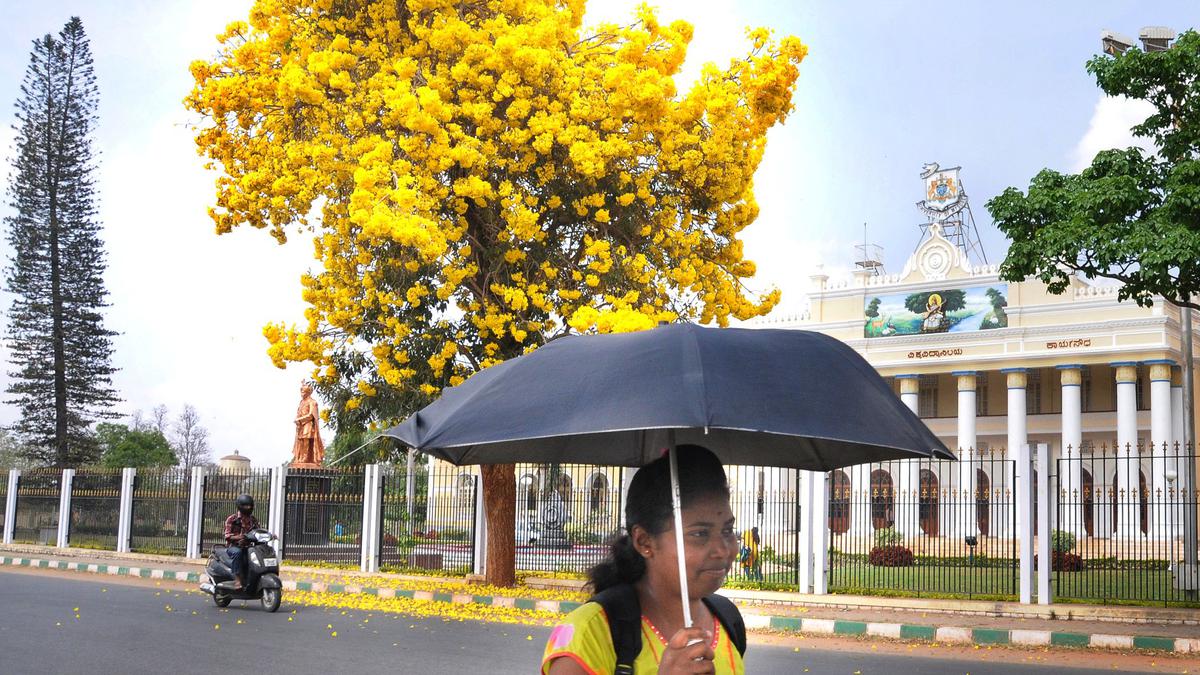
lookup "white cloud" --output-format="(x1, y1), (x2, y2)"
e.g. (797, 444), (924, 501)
(1071, 95), (1157, 171)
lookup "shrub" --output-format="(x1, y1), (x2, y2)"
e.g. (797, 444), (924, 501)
(437, 527), (470, 542)
(1035, 551), (1084, 572)
(564, 520), (614, 546)
(873, 527), (903, 547)
(1050, 529), (1076, 554)
(868, 545), (914, 567)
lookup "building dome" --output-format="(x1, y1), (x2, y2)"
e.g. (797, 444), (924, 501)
(218, 450), (251, 472)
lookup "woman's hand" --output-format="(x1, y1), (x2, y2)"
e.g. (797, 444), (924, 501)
(657, 627), (715, 674)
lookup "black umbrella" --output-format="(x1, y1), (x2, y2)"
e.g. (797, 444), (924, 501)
(383, 322), (952, 625)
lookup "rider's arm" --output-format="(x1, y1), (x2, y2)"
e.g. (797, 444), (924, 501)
(223, 514), (242, 545)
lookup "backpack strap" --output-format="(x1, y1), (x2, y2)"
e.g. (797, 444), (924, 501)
(702, 594), (746, 656)
(589, 584), (641, 674)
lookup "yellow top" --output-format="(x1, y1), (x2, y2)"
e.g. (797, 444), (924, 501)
(541, 602), (744, 675)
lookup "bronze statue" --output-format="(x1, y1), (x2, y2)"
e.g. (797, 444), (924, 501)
(291, 382), (325, 467)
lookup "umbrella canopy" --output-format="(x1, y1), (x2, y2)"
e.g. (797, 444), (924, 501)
(383, 323), (952, 469)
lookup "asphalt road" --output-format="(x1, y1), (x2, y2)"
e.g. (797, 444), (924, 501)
(0, 568), (1183, 675)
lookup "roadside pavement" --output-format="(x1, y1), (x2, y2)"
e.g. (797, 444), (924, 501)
(3, 543), (1197, 654)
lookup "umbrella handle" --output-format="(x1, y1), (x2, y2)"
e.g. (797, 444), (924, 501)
(668, 435), (694, 629)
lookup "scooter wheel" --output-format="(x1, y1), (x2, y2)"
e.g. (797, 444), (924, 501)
(214, 594), (232, 608)
(261, 588), (281, 613)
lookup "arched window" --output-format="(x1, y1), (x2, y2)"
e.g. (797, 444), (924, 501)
(1082, 468), (1094, 537)
(756, 470), (766, 517)
(1110, 469), (1149, 535)
(976, 469), (991, 536)
(519, 474), (537, 512)
(456, 473), (475, 507)
(589, 473), (609, 513)
(828, 470), (851, 535)
(919, 469), (939, 536)
(870, 469), (894, 529)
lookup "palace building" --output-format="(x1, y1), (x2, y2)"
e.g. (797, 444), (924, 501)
(753, 166), (1197, 546)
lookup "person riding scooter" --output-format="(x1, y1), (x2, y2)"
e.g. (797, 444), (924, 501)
(224, 494), (260, 590)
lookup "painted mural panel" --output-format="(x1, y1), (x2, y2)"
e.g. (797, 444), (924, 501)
(864, 284), (1008, 338)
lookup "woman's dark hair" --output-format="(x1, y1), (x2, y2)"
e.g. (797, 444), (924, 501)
(589, 444), (729, 593)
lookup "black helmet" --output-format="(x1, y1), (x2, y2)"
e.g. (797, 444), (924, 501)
(236, 494), (254, 512)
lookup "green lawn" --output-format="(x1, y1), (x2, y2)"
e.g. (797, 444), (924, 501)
(817, 562), (1198, 607)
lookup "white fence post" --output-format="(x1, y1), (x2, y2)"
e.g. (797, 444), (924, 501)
(360, 464), (382, 574)
(797, 470), (814, 594)
(117, 468), (136, 553)
(269, 465), (287, 555)
(1036, 442), (1052, 605)
(405, 453), (416, 533)
(3, 470), (19, 545)
(57, 469), (75, 548)
(473, 473), (487, 577)
(185, 466), (206, 559)
(811, 471), (830, 595)
(1018, 443), (1034, 604)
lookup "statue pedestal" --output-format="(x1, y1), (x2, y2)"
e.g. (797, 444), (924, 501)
(283, 468), (336, 557)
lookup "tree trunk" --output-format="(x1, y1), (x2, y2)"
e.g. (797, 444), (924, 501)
(481, 463), (516, 587)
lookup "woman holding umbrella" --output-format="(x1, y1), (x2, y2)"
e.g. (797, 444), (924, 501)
(542, 445), (744, 674)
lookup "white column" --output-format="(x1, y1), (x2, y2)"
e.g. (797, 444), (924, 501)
(1017, 442), (1033, 604)
(268, 465), (287, 553)
(811, 471), (830, 595)
(473, 472), (487, 576)
(955, 371), (978, 536)
(1002, 369), (1028, 539)
(3, 470), (19, 545)
(185, 466), (206, 559)
(895, 375), (921, 537)
(797, 470), (814, 593)
(360, 464), (382, 573)
(1114, 362), (1141, 539)
(1172, 367), (1186, 541)
(1058, 365), (1085, 537)
(425, 454), (436, 526)
(405, 451), (417, 533)
(1149, 361), (1174, 539)
(57, 469), (75, 548)
(117, 468), (136, 554)
(1035, 443), (1052, 605)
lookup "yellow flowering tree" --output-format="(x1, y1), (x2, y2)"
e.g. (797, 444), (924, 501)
(187, 0), (806, 586)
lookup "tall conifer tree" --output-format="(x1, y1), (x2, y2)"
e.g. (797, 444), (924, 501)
(4, 17), (118, 466)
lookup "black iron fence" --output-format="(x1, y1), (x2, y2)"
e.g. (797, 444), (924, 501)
(131, 468), (191, 555)
(12, 468), (61, 545)
(827, 453), (1018, 599)
(1054, 442), (1200, 606)
(513, 464), (624, 577)
(0, 468), (8, 529)
(201, 468), (272, 554)
(283, 466), (365, 564)
(380, 460), (476, 575)
(68, 468), (122, 550)
(726, 467), (801, 586)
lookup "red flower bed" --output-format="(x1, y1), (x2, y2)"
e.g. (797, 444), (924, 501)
(868, 545), (915, 567)
(1035, 552), (1084, 572)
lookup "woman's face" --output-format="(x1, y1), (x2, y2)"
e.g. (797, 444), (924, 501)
(637, 492), (738, 599)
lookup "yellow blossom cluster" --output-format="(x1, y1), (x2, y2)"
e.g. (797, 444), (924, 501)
(186, 0), (806, 423)
(286, 590), (561, 626)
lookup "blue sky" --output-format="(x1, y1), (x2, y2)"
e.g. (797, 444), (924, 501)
(0, 1), (1195, 464)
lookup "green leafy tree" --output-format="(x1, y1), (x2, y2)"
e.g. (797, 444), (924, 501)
(903, 289), (966, 315)
(3, 18), (119, 466)
(865, 297), (881, 318)
(98, 423), (176, 468)
(988, 30), (1200, 309)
